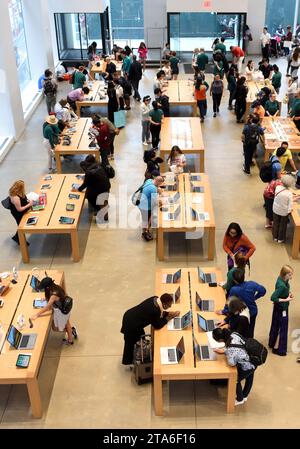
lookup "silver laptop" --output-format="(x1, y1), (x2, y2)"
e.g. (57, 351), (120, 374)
(167, 191), (180, 205)
(7, 325), (37, 350)
(191, 182), (204, 193)
(162, 205), (181, 221)
(160, 336), (185, 365)
(195, 292), (215, 312)
(172, 286), (181, 303)
(162, 269), (181, 284)
(197, 314), (219, 332)
(190, 208), (210, 221)
(193, 337), (217, 361)
(190, 174), (201, 182)
(198, 268), (217, 284)
(167, 310), (192, 330)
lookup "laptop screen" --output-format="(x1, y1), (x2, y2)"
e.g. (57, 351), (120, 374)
(173, 192), (180, 202)
(173, 269), (181, 283)
(181, 311), (192, 329)
(198, 267), (206, 283)
(191, 207), (197, 220)
(174, 205), (181, 219)
(198, 314), (207, 332)
(195, 292), (201, 307)
(175, 286), (180, 302)
(30, 275), (39, 291)
(7, 325), (21, 349)
(176, 336), (185, 362)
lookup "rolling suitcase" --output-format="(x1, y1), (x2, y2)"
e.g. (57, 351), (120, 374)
(133, 334), (153, 385)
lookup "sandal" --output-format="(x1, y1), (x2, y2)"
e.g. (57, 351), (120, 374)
(72, 326), (78, 339)
(62, 338), (74, 345)
(142, 232), (152, 242)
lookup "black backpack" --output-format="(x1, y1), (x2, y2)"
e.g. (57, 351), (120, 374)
(43, 79), (56, 96)
(229, 334), (268, 367)
(259, 159), (277, 183)
(102, 163), (115, 179)
(245, 123), (259, 145)
(56, 296), (73, 315)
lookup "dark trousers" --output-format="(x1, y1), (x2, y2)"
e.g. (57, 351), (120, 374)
(228, 90), (236, 107)
(99, 148), (109, 166)
(150, 124), (161, 149)
(212, 93), (222, 113)
(249, 314), (257, 338)
(243, 142), (257, 172)
(122, 328), (144, 365)
(264, 196), (274, 221)
(109, 135), (116, 156)
(272, 213), (289, 241)
(197, 99), (207, 118)
(236, 366), (255, 401)
(67, 96), (76, 114)
(11, 213), (23, 242)
(269, 303), (288, 355)
(262, 44), (269, 59)
(235, 100), (246, 121)
(294, 119), (300, 132)
(131, 79), (141, 100)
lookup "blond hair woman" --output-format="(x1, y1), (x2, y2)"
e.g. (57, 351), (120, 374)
(9, 180), (32, 244)
(269, 265), (294, 356)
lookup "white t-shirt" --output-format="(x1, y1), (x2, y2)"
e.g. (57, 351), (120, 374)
(273, 186), (293, 216)
(141, 103), (151, 121)
(168, 153), (186, 173)
(260, 32), (271, 47)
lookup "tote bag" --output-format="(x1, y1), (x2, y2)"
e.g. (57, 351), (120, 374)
(114, 110), (126, 129)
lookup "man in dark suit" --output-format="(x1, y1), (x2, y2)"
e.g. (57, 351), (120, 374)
(128, 55), (143, 101)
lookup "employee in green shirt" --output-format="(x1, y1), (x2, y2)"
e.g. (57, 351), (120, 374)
(272, 64), (282, 94)
(196, 48), (209, 73)
(43, 115), (60, 173)
(149, 101), (164, 149)
(265, 93), (280, 116)
(214, 37), (227, 54)
(269, 265), (294, 356)
(290, 90), (300, 131)
(169, 51), (180, 80)
(73, 66), (87, 90)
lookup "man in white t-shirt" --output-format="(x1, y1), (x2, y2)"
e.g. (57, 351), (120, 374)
(260, 27), (271, 59)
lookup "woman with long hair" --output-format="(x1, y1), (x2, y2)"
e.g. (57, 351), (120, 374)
(167, 145), (186, 173)
(107, 81), (119, 124)
(235, 76), (248, 123)
(9, 180), (33, 245)
(138, 42), (148, 72)
(223, 223), (256, 271)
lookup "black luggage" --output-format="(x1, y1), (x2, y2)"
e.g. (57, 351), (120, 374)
(133, 334), (153, 385)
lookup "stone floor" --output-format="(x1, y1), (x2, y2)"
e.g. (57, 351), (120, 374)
(0, 55), (300, 428)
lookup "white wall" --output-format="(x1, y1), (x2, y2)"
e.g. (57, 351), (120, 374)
(247, 0), (267, 55)
(166, 0), (248, 13)
(48, 0), (108, 13)
(143, 0), (167, 48)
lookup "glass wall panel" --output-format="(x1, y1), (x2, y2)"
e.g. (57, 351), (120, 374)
(110, 0), (144, 47)
(265, 0), (296, 35)
(8, 0), (31, 90)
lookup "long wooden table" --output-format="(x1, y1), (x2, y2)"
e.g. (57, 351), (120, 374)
(246, 79), (282, 117)
(90, 59), (122, 80)
(153, 267), (237, 416)
(160, 118), (205, 172)
(165, 80), (197, 116)
(262, 117), (300, 161)
(76, 81), (108, 117)
(157, 173), (215, 261)
(18, 175), (86, 263)
(0, 270), (64, 418)
(55, 118), (100, 173)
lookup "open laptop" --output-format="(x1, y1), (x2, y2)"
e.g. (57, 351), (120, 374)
(172, 286), (181, 303)
(198, 268), (217, 284)
(7, 325), (37, 350)
(167, 310), (192, 330)
(197, 314), (219, 332)
(193, 336), (217, 361)
(190, 182), (204, 193)
(190, 208), (210, 222)
(160, 336), (185, 365)
(195, 292), (215, 312)
(166, 191), (180, 205)
(30, 275), (40, 292)
(162, 205), (181, 221)
(190, 174), (201, 182)
(165, 180), (179, 192)
(162, 269), (181, 284)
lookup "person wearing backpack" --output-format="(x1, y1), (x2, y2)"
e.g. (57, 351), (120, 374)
(263, 177), (283, 228)
(218, 296), (251, 339)
(212, 328), (256, 406)
(272, 174), (295, 243)
(269, 265), (294, 356)
(154, 88), (170, 117)
(241, 115), (265, 175)
(31, 281), (77, 346)
(43, 69), (58, 114)
(137, 176), (165, 241)
(229, 270), (266, 338)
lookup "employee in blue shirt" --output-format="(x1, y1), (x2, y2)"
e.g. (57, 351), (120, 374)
(138, 175), (164, 241)
(229, 269), (266, 337)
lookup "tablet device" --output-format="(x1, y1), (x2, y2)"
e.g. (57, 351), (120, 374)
(59, 216), (75, 224)
(26, 216), (38, 226)
(33, 299), (48, 308)
(66, 203), (75, 211)
(16, 354), (31, 368)
(43, 175), (52, 181)
(68, 193), (80, 200)
(75, 175), (84, 180)
(40, 184), (51, 190)
(72, 183), (80, 190)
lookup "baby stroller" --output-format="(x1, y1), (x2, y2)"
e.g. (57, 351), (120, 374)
(269, 38), (279, 58)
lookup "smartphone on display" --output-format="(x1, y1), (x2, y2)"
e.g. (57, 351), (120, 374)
(33, 299), (48, 308)
(68, 193), (80, 200)
(66, 203), (75, 211)
(59, 216), (75, 225)
(16, 354), (31, 368)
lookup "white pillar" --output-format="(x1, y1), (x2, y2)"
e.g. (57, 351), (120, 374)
(294, 0), (299, 36)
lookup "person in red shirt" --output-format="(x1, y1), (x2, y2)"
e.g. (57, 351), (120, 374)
(230, 46), (245, 74)
(91, 117), (111, 166)
(223, 222), (256, 271)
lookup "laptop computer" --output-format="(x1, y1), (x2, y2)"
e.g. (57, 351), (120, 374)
(198, 268), (217, 284)
(190, 182), (204, 193)
(167, 191), (180, 205)
(193, 336), (217, 361)
(162, 205), (181, 221)
(162, 269), (182, 284)
(160, 336), (185, 365)
(190, 174), (201, 182)
(7, 325), (37, 350)
(167, 310), (192, 330)
(197, 314), (219, 332)
(172, 286), (181, 303)
(195, 292), (215, 312)
(190, 208), (210, 222)
(30, 275), (40, 292)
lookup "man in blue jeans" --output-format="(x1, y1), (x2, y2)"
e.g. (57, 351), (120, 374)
(138, 176), (164, 241)
(229, 269), (266, 337)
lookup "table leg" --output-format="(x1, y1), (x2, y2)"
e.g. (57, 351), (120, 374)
(70, 230), (80, 262)
(55, 152), (62, 174)
(207, 226), (215, 260)
(27, 378), (42, 418)
(76, 103), (81, 117)
(153, 375), (163, 416)
(193, 103), (197, 117)
(157, 228), (164, 261)
(292, 226), (300, 259)
(227, 373), (236, 413)
(18, 230), (29, 263)
(199, 151), (204, 172)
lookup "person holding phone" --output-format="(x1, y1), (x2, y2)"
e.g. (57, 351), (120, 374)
(8, 180), (33, 245)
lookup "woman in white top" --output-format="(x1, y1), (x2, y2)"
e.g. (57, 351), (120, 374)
(192, 48), (199, 75)
(54, 99), (77, 124)
(141, 95), (152, 145)
(162, 61), (172, 80)
(290, 49), (300, 78)
(153, 70), (167, 93)
(272, 175), (295, 243)
(167, 146), (186, 173)
(244, 60), (254, 80)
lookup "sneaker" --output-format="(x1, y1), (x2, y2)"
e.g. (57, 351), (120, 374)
(143, 141), (148, 146)
(146, 231), (153, 240)
(200, 118), (204, 123)
(277, 240), (285, 243)
(243, 167), (250, 175)
(147, 140), (152, 144)
(72, 326), (78, 339)
(273, 238), (278, 241)
(243, 397), (248, 402)
(213, 113), (216, 117)
(11, 235), (20, 245)
(265, 224), (272, 228)
(142, 232), (152, 242)
(235, 399), (245, 406)
(62, 338), (74, 345)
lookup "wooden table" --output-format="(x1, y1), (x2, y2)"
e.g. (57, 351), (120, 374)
(76, 81), (108, 117)
(157, 173), (215, 261)
(54, 118), (100, 173)
(262, 117), (300, 161)
(290, 185), (300, 258)
(160, 118), (205, 172)
(90, 59), (122, 80)
(0, 270), (64, 418)
(246, 79), (282, 117)
(153, 267), (237, 416)
(18, 175), (85, 263)
(165, 80), (197, 116)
